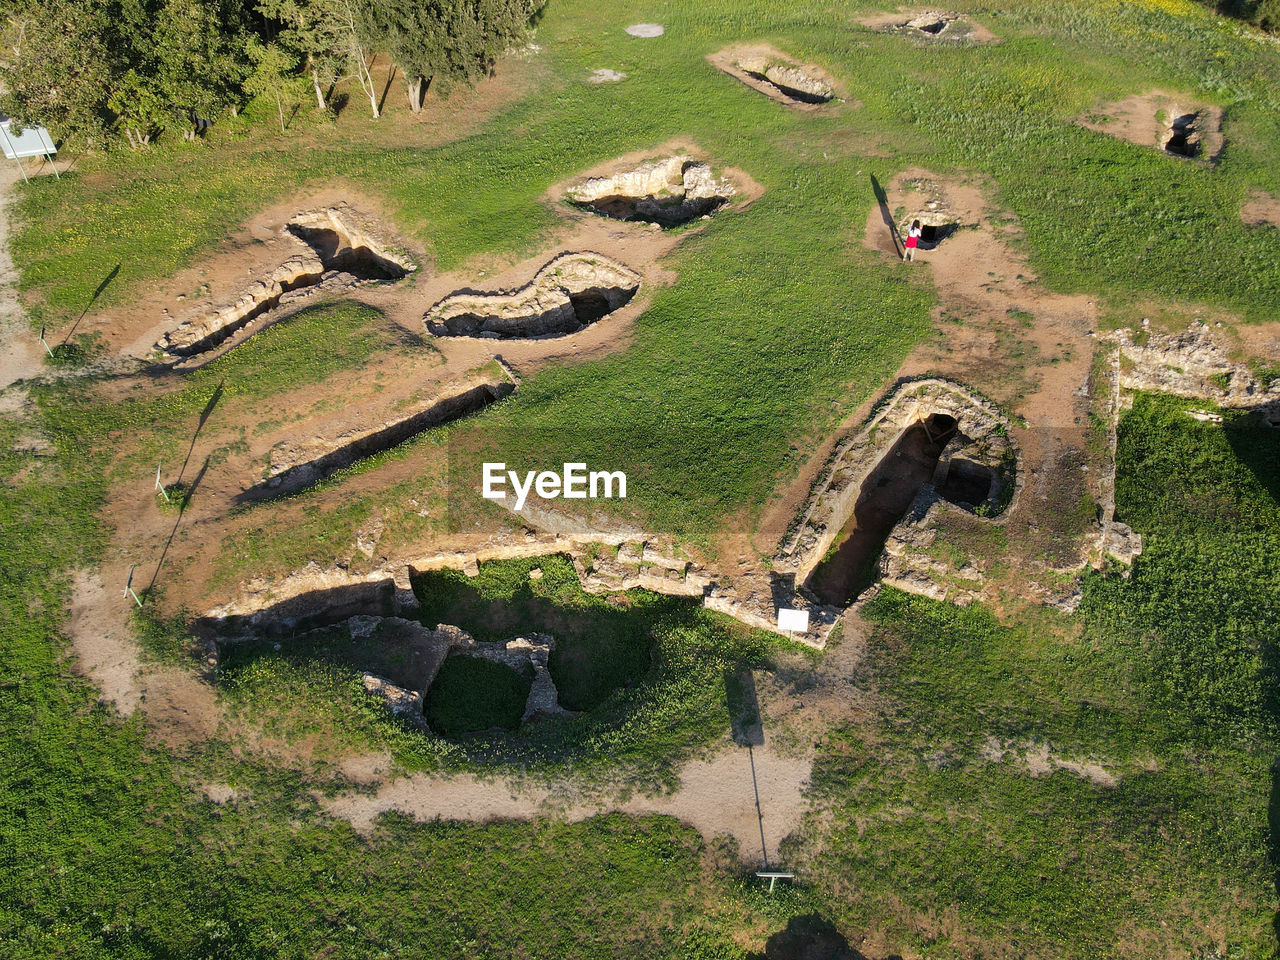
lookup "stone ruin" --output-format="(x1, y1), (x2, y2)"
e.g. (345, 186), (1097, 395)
(1164, 111), (1204, 158)
(861, 10), (995, 43)
(907, 11), (955, 35)
(424, 252), (640, 339)
(203, 524), (839, 658)
(720, 49), (835, 107)
(776, 378), (1022, 608)
(243, 378), (516, 501)
(1079, 94), (1224, 163)
(156, 206), (415, 359)
(343, 617), (572, 730)
(1102, 321), (1280, 426)
(900, 187), (961, 249)
(566, 155), (736, 228)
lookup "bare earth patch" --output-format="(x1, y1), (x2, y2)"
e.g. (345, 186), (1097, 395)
(707, 44), (843, 111)
(983, 737), (1119, 788)
(67, 567), (219, 745)
(1080, 91), (1224, 162)
(1241, 189), (1280, 227)
(324, 739), (812, 864)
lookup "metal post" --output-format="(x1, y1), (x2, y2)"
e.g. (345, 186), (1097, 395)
(155, 463), (170, 503)
(123, 566), (144, 608)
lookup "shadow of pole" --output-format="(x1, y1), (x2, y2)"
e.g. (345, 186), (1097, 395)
(870, 173), (904, 259)
(147, 455), (210, 595)
(748, 743), (770, 870)
(177, 379), (224, 485)
(378, 63), (397, 115)
(61, 263), (121, 346)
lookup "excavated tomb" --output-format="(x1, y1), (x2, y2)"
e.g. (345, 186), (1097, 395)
(734, 55), (834, 105)
(424, 252), (640, 339)
(777, 379), (1019, 609)
(1164, 112), (1202, 158)
(909, 12), (953, 34)
(157, 207), (414, 358)
(241, 380), (514, 501)
(566, 155), (736, 228)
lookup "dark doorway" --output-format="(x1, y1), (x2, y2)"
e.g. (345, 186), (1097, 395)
(806, 413), (958, 606)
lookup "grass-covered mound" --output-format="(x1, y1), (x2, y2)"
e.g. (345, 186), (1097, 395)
(425, 655), (532, 737)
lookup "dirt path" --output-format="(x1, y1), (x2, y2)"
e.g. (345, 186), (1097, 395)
(0, 167), (43, 405)
(325, 737), (813, 864)
(323, 615), (874, 865)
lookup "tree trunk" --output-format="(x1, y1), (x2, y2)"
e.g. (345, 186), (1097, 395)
(311, 66), (326, 110)
(407, 75), (422, 112)
(361, 55), (380, 118)
(340, 2), (379, 118)
(275, 92), (286, 133)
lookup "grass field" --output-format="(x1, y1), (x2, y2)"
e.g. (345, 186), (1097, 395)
(4, 0), (1280, 955)
(804, 394), (1280, 957)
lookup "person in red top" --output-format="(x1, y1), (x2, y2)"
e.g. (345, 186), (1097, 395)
(904, 219), (922, 262)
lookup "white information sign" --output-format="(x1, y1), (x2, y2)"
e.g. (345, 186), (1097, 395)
(776, 607), (809, 633)
(0, 120), (56, 160)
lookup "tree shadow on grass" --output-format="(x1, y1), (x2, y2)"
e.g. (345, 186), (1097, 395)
(1224, 413), (1280, 505)
(751, 914), (902, 960)
(1225, 415), (1280, 947)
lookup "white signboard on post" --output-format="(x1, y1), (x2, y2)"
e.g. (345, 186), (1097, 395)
(776, 607), (809, 634)
(0, 120), (56, 160)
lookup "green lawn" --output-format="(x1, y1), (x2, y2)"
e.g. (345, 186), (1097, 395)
(803, 394), (1280, 957)
(4, 0), (1280, 955)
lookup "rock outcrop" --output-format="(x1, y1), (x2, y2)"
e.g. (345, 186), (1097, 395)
(1103, 322), (1280, 423)
(424, 252), (640, 339)
(566, 156), (736, 227)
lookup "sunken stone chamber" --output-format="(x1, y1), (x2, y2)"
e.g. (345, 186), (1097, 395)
(425, 252), (640, 339)
(777, 379), (1020, 608)
(735, 55), (833, 104)
(156, 206), (414, 358)
(566, 155), (736, 228)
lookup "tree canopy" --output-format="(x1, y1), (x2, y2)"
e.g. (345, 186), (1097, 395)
(0, 0), (543, 148)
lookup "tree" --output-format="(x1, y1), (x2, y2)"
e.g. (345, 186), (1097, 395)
(151, 0), (252, 126)
(356, 0), (541, 114)
(340, 0), (381, 118)
(0, 0), (120, 149)
(244, 36), (299, 132)
(106, 69), (170, 148)
(255, 0), (349, 110)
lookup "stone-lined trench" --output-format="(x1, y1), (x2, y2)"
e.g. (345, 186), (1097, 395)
(157, 207), (414, 358)
(240, 380), (514, 501)
(566, 155), (737, 228)
(424, 252), (640, 339)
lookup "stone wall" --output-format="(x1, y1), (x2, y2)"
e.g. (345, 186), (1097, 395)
(1103, 322), (1280, 424)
